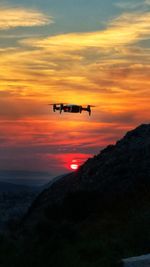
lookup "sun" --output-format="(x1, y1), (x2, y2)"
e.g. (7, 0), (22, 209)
(70, 160), (79, 170)
(70, 163), (78, 170)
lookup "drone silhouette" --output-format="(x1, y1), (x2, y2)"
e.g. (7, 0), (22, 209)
(49, 103), (95, 116)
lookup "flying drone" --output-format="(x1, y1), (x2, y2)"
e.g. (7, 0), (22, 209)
(49, 103), (95, 116)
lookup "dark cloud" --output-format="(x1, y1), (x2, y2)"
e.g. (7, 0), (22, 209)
(99, 111), (137, 124)
(0, 97), (48, 118)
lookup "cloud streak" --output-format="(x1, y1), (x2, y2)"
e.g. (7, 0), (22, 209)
(21, 11), (150, 50)
(115, 1), (143, 10)
(0, 7), (53, 29)
(115, 0), (150, 10)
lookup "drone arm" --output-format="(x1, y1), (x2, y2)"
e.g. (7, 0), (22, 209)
(53, 104), (56, 112)
(60, 104), (63, 113)
(79, 106), (82, 113)
(87, 105), (91, 116)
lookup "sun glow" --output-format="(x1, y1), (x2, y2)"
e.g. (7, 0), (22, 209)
(70, 160), (79, 170)
(70, 163), (79, 170)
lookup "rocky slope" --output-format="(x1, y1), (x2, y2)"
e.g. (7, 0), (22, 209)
(24, 124), (150, 224)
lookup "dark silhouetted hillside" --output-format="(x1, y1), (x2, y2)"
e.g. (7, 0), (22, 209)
(24, 124), (150, 224)
(0, 181), (40, 232)
(1, 124), (150, 267)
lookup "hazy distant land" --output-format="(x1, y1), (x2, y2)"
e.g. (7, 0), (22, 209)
(0, 170), (53, 186)
(0, 171), (67, 231)
(0, 170), (49, 231)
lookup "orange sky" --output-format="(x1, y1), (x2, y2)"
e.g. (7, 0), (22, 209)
(0, 1), (150, 177)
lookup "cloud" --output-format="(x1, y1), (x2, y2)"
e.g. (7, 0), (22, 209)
(115, 1), (143, 10)
(0, 9), (150, 121)
(145, 0), (150, 4)
(0, 116), (132, 173)
(20, 11), (150, 50)
(0, 7), (53, 29)
(115, 0), (150, 9)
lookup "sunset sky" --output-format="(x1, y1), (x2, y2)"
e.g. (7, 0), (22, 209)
(0, 0), (150, 178)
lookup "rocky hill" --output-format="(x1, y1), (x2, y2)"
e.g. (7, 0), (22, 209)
(25, 123), (150, 224)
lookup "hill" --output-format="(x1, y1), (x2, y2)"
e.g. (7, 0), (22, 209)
(1, 124), (150, 267)
(0, 170), (52, 186)
(0, 181), (40, 232)
(24, 123), (150, 223)
(0, 181), (34, 192)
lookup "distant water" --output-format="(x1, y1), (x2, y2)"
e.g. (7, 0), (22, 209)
(0, 170), (54, 187)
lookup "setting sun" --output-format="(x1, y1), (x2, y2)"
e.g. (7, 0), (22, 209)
(70, 160), (79, 170)
(70, 163), (78, 170)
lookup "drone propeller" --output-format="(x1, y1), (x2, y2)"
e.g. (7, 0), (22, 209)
(48, 103), (67, 105)
(80, 104), (96, 108)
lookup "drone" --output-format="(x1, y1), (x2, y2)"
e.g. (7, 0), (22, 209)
(49, 103), (95, 116)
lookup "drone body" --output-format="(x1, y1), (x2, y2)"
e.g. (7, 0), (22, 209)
(49, 103), (94, 116)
